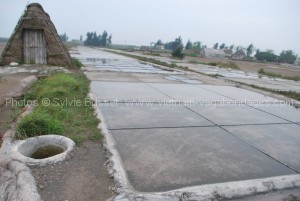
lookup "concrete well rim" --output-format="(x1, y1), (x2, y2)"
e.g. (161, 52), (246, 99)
(11, 134), (75, 166)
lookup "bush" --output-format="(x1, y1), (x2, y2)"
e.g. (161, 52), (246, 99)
(218, 61), (240, 69)
(16, 112), (63, 139)
(71, 58), (84, 68)
(172, 46), (184, 59)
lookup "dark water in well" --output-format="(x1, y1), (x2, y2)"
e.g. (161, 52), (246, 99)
(31, 145), (64, 159)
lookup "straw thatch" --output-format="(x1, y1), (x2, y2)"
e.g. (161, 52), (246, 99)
(0, 3), (72, 67)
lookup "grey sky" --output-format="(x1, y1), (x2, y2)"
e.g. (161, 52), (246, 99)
(1, 0), (299, 55)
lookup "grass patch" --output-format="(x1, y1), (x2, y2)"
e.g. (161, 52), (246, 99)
(218, 61), (239, 69)
(16, 73), (102, 144)
(188, 60), (239, 69)
(71, 58), (84, 68)
(143, 52), (161, 56)
(185, 53), (198, 57)
(209, 73), (225, 78)
(258, 68), (300, 81)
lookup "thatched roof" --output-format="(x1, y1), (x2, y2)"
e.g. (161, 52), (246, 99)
(0, 3), (72, 67)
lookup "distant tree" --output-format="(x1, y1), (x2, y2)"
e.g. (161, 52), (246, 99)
(224, 46), (229, 49)
(255, 51), (278, 62)
(278, 50), (297, 64)
(80, 35), (83, 41)
(156, 39), (163, 46)
(219, 43), (226, 50)
(246, 43), (254, 57)
(213, 43), (219, 49)
(171, 36), (184, 58)
(107, 34), (112, 47)
(185, 40), (193, 50)
(193, 41), (202, 49)
(236, 46), (245, 51)
(101, 31), (108, 47)
(203, 45), (207, 48)
(229, 44), (234, 50)
(59, 33), (68, 42)
(164, 41), (175, 50)
(84, 31), (112, 47)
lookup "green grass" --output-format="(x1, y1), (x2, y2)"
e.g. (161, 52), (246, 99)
(185, 53), (198, 57)
(210, 73), (225, 78)
(258, 68), (300, 81)
(71, 58), (84, 68)
(16, 73), (102, 144)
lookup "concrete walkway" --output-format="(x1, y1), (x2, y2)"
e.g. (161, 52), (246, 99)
(71, 47), (300, 200)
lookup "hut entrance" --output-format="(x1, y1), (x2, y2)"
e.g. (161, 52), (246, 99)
(23, 29), (47, 64)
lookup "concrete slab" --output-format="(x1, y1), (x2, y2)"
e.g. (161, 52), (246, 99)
(197, 85), (277, 102)
(100, 103), (213, 129)
(129, 73), (182, 83)
(188, 105), (288, 125)
(149, 83), (231, 101)
(85, 72), (140, 82)
(225, 124), (300, 172)
(111, 127), (295, 192)
(255, 105), (300, 123)
(91, 81), (170, 101)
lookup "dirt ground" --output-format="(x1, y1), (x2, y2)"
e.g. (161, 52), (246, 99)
(184, 56), (300, 77)
(31, 141), (115, 201)
(0, 73), (29, 145)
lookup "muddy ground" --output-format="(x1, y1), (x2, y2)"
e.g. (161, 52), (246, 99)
(31, 141), (115, 201)
(184, 55), (300, 77)
(0, 73), (29, 145)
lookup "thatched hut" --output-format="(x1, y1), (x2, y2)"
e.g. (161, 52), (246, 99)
(0, 3), (72, 67)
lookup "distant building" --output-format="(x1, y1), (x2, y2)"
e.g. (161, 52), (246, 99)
(200, 48), (225, 59)
(295, 57), (300, 66)
(140, 46), (150, 51)
(154, 44), (164, 50)
(232, 50), (246, 60)
(223, 49), (233, 58)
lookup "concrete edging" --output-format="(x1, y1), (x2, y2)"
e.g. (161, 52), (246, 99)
(9, 135), (75, 166)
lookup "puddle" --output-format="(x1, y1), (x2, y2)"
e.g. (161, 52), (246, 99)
(30, 145), (64, 159)
(72, 47), (181, 74)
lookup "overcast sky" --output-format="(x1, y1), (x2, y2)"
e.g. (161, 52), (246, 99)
(0, 0), (299, 55)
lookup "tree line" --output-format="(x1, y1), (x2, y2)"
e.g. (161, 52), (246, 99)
(84, 31), (112, 47)
(153, 38), (297, 64)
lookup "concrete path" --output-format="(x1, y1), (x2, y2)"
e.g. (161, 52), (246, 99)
(71, 47), (300, 200)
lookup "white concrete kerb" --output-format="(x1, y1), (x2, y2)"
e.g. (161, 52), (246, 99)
(10, 135), (75, 166)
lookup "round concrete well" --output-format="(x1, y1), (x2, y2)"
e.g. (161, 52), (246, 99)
(11, 135), (75, 166)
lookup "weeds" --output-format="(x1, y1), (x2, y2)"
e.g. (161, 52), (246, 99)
(185, 53), (198, 57)
(258, 68), (300, 81)
(16, 72), (102, 143)
(71, 58), (84, 69)
(143, 52), (161, 56)
(16, 112), (63, 139)
(188, 60), (239, 69)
